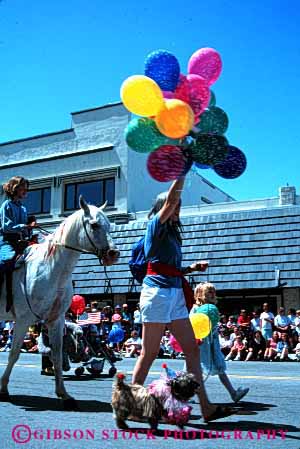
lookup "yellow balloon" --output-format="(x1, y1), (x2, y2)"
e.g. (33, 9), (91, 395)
(155, 99), (194, 139)
(190, 313), (211, 339)
(120, 75), (165, 117)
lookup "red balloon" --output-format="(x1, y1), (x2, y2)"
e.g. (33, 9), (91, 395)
(186, 74), (210, 117)
(169, 335), (183, 353)
(174, 74), (210, 118)
(147, 145), (188, 182)
(70, 295), (86, 315)
(174, 74), (190, 104)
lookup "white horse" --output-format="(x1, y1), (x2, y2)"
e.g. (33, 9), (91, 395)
(0, 196), (119, 409)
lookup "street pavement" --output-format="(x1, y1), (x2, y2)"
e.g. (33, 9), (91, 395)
(0, 352), (299, 449)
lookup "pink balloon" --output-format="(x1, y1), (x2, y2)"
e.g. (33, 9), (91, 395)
(169, 335), (183, 353)
(163, 90), (175, 99)
(186, 74), (210, 116)
(188, 47), (222, 86)
(147, 145), (187, 182)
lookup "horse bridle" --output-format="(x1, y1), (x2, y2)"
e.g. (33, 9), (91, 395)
(37, 215), (109, 264)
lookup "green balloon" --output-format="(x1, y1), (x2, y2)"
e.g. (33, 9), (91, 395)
(190, 134), (229, 166)
(125, 117), (175, 153)
(198, 304), (220, 328)
(209, 90), (216, 107)
(198, 106), (229, 135)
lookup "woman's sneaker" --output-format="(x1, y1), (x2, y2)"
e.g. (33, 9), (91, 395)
(231, 387), (249, 403)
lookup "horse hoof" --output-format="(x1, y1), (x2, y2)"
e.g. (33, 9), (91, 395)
(0, 392), (10, 402)
(63, 398), (79, 411)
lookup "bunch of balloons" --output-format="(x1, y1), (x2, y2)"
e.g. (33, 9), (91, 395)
(121, 47), (247, 182)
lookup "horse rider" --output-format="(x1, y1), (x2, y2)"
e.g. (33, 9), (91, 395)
(0, 176), (36, 312)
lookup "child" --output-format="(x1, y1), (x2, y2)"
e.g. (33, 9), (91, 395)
(226, 315), (237, 330)
(225, 335), (246, 361)
(275, 333), (290, 361)
(191, 282), (249, 403)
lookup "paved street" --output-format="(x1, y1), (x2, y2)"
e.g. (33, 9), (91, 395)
(0, 352), (299, 449)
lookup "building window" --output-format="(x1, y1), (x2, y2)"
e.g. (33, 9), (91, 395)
(64, 178), (115, 211)
(24, 187), (51, 215)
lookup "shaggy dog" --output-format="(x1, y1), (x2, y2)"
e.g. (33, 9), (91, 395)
(111, 372), (200, 430)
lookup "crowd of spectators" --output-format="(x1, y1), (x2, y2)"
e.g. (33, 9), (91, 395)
(1, 301), (300, 362)
(218, 304), (300, 362)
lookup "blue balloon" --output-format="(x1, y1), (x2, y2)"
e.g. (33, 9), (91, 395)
(191, 163), (211, 177)
(213, 145), (247, 179)
(145, 50), (180, 92)
(108, 327), (124, 343)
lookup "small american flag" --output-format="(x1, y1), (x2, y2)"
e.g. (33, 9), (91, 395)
(76, 312), (101, 326)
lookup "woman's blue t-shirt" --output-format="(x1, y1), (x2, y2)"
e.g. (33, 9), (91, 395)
(143, 213), (182, 289)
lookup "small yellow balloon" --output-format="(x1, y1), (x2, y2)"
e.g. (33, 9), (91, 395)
(120, 75), (165, 117)
(155, 99), (194, 139)
(190, 313), (211, 339)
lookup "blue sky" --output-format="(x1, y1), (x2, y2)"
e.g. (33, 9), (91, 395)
(0, 0), (299, 201)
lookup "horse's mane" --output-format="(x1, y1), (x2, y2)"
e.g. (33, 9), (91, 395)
(26, 211), (83, 264)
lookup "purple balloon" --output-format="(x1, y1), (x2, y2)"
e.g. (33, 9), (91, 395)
(213, 145), (247, 179)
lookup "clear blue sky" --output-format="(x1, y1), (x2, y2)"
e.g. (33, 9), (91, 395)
(0, 0), (299, 201)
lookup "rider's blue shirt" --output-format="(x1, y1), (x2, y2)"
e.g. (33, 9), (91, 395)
(0, 199), (28, 235)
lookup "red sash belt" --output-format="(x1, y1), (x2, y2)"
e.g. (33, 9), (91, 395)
(146, 262), (194, 311)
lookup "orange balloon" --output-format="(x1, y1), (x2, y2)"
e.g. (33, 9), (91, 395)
(155, 99), (194, 139)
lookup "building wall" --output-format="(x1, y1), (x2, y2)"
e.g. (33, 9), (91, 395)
(283, 287), (300, 311)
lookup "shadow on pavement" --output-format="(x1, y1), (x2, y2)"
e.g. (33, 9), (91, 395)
(7, 395), (113, 413)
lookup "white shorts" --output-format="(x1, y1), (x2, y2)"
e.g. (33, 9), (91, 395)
(140, 284), (189, 323)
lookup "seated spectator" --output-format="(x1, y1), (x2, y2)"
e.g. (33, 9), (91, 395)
(245, 330), (266, 361)
(0, 329), (8, 350)
(227, 315), (237, 330)
(229, 326), (241, 344)
(274, 307), (291, 336)
(159, 330), (179, 358)
(250, 311), (261, 334)
(293, 336), (300, 362)
(124, 330), (142, 358)
(288, 308), (298, 337)
(225, 335), (246, 361)
(0, 329), (13, 352)
(264, 331), (280, 361)
(237, 309), (251, 335)
(295, 310), (300, 336)
(276, 333), (290, 361)
(219, 332), (232, 356)
(218, 315), (228, 334)
(22, 330), (37, 352)
(260, 302), (274, 340)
